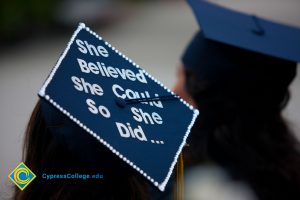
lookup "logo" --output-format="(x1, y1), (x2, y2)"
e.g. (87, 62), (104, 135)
(8, 162), (36, 190)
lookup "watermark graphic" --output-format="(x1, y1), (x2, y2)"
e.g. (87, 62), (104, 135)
(8, 162), (36, 190)
(42, 173), (103, 180)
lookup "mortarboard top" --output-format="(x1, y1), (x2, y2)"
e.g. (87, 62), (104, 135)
(187, 0), (300, 63)
(38, 23), (199, 191)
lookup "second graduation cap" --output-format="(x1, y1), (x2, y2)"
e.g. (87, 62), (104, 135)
(187, 0), (300, 63)
(39, 23), (199, 191)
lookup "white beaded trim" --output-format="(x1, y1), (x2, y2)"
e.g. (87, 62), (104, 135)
(38, 23), (199, 192)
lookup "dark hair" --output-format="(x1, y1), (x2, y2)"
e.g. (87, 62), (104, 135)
(14, 100), (150, 200)
(183, 64), (300, 200)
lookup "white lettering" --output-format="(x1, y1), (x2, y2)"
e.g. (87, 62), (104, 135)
(112, 84), (126, 99)
(76, 39), (109, 57)
(77, 58), (90, 73)
(71, 76), (103, 96)
(116, 122), (130, 138)
(116, 122), (147, 141)
(86, 98), (98, 114)
(112, 84), (163, 108)
(71, 76), (83, 91)
(131, 107), (163, 125)
(76, 59), (147, 84)
(136, 70), (147, 83)
(86, 99), (111, 118)
(76, 39), (87, 54)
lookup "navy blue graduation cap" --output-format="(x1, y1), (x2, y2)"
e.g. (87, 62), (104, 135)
(182, 0), (299, 84)
(38, 23), (199, 191)
(186, 0), (300, 63)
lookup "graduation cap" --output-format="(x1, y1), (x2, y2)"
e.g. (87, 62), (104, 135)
(187, 0), (300, 62)
(38, 23), (199, 191)
(182, 0), (299, 84)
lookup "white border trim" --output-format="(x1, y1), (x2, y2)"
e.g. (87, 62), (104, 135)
(38, 23), (199, 191)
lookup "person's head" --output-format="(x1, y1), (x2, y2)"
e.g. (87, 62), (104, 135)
(174, 31), (300, 200)
(174, 31), (298, 154)
(174, 31), (298, 134)
(174, 31), (297, 112)
(14, 100), (150, 200)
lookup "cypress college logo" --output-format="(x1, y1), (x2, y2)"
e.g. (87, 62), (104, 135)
(8, 162), (36, 190)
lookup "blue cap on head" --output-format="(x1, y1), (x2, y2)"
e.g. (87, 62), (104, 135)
(182, 0), (298, 85)
(187, 0), (300, 62)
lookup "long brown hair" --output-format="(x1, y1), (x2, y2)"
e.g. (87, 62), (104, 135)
(184, 66), (300, 200)
(14, 100), (150, 200)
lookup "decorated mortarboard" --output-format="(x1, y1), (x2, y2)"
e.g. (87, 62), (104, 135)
(38, 23), (199, 191)
(187, 0), (300, 63)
